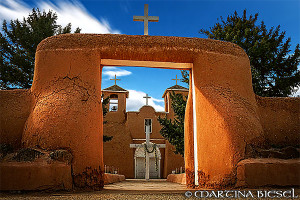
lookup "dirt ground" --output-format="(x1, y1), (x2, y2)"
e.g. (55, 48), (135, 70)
(0, 179), (299, 200)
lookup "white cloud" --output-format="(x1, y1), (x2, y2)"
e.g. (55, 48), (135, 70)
(0, 0), (119, 34)
(126, 90), (165, 112)
(102, 67), (132, 79)
(0, 0), (31, 22)
(291, 86), (300, 97)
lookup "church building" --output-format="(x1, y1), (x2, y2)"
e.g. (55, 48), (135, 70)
(102, 77), (188, 179)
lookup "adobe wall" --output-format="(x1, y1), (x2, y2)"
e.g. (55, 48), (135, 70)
(19, 34), (264, 189)
(0, 89), (33, 148)
(0, 161), (72, 191)
(236, 158), (300, 187)
(192, 50), (264, 188)
(255, 96), (300, 147)
(22, 48), (104, 189)
(184, 80), (195, 187)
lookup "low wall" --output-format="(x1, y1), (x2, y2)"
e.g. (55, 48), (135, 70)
(103, 173), (125, 185)
(236, 158), (300, 187)
(256, 96), (300, 147)
(0, 160), (72, 191)
(167, 173), (186, 185)
(0, 89), (33, 148)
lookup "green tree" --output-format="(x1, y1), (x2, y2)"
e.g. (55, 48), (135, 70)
(102, 96), (113, 142)
(0, 8), (81, 89)
(196, 9), (299, 97)
(158, 92), (187, 156)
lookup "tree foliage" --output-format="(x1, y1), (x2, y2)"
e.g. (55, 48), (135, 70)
(158, 92), (187, 156)
(197, 9), (299, 97)
(102, 96), (113, 142)
(0, 8), (81, 89)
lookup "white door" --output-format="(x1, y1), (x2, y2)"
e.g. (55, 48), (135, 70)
(136, 157), (146, 179)
(136, 157), (159, 179)
(149, 157), (159, 179)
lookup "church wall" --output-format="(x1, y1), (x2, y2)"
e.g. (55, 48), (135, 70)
(163, 141), (185, 178)
(126, 105), (185, 179)
(0, 89), (33, 149)
(255, 96), (300, 147)
(126, 106), (166, 139)
(103, 121), (135, 178)
(126, 106), (166, 178)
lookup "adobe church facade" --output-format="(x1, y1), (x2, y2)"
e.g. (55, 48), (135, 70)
(102, 82), (188, 178)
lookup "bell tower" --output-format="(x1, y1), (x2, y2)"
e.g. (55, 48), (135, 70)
(162, 75), (189, 119)
(102, 75), (129, 122)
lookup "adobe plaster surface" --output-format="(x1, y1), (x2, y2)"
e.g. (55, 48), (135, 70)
(236, 158), (300, 187)
(0, 160), (72, 191)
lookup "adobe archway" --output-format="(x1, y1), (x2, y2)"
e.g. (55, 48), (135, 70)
(22, 34), (264, 189)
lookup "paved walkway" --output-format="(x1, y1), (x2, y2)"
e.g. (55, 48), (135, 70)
(104, 179), (188, 193)
(0, 179), (190, 200)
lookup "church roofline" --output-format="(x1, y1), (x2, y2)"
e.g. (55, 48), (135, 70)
(102, 90), (129, 93)
(102, 84), (129, 98)
(162, 86), (189, 98)
(126, 105), (167, 114)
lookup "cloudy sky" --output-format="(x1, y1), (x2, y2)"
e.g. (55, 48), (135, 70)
(1, 0), (299, 110)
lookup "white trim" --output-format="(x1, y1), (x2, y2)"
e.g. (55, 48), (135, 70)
(101, 59), (193, 69)
(192, 69), (199, 186)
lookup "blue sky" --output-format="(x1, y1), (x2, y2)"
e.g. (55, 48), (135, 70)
(1, 0), (299, 110)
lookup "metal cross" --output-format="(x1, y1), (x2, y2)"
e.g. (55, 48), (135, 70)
(133, 4), (159, 35)
(172, 75), (181, 85)
(110, 74), (120, 85)
(143, 94), (151, 105)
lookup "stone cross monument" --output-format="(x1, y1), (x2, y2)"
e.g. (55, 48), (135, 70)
(133, 4), (159, 35)
(144, 125), (151, 180)
(130, 121), (166, 180)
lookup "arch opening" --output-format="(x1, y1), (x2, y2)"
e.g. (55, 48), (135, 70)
(101, 62), (194, 183)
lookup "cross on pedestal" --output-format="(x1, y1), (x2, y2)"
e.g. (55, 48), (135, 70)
(110, 74), (120, 85)
(172, 75), (181, 85)
(133, 4), (159, 35)
(130, 125), (165, 180)
(143, 94), (151, 105)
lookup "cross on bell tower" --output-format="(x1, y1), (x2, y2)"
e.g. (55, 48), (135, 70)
(110, 74), (120, 85)
(172, 75), (181, 85)
(133, 4), (159, 35)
